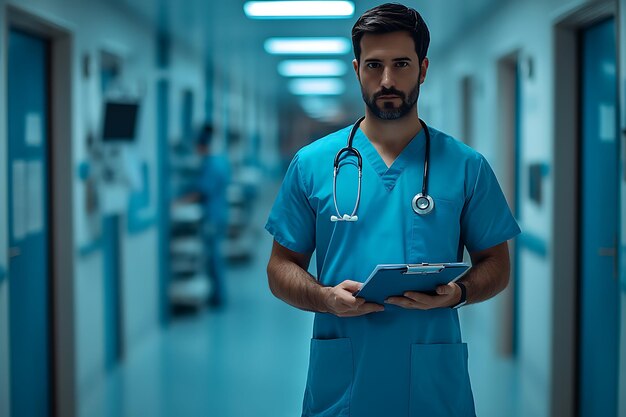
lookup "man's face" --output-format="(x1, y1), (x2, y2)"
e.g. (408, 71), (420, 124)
(353, 31), (428, 120)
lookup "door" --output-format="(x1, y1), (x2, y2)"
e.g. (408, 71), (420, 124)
(579, 17), (619, 417)
(101, 63), (124, 370)
(8, 28), (51, 417)
(496, 55), (522, 357)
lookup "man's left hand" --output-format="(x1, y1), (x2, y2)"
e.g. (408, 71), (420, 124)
(385, 282), (461, 310)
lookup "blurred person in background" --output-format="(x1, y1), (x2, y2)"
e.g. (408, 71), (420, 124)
(265, 3), (520, 417)
(185, 123), (231, 308)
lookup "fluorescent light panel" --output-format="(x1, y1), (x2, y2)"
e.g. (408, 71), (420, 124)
(278, 60), (347, 77)
(265, 37), (351, 55)
(300, 97), (341, 115)
(289, 78), (345, 95)
(244, 1), (354, 19)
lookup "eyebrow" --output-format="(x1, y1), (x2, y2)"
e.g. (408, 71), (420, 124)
(363, 57), (413, 62)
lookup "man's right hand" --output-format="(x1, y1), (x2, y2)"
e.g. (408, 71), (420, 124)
(321, 280), (385, 317)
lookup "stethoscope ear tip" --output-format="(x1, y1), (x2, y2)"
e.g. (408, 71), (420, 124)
(330, 214), (359, 222)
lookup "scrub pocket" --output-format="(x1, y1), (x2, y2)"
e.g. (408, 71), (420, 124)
(302, 338), (353, 417)
(409, 343), (476, 417)
(410, 198), (462, 261)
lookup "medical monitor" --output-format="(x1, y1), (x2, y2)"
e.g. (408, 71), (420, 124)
(102, 101), (139, 142)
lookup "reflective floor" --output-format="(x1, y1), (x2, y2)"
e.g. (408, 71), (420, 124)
(81, 185), (520, 417)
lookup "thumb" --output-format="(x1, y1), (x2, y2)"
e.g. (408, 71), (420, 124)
(436, 285), (451, 295)
(340, 280), (362, 292)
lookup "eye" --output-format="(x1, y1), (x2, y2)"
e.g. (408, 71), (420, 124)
(366, 62), (381, 69)
(395, 61), (409, 68)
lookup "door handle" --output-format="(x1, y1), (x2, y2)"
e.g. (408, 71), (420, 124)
(9, 247), (21, 258)
(598, 247), (617, 257)
(598, 235), (618, 279)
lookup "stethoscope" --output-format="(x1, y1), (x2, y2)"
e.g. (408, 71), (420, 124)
(330, 116), (434, 222)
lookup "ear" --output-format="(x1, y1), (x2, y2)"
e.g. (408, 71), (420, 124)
(352, 58), (360, 81)
(419, 57), (429, 84)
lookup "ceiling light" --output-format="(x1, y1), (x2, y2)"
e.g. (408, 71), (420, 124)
(264, 37), (351, 55)
(244, 1), (354, 19)
(278, 60), (348, 77)
(288, 78), (345, 95)
(300, 97), (341, 114)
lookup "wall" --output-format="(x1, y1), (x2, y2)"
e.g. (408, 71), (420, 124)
(0, 0), (207, 413)
(425, 3), (554, 410)
(0, 0), (8, 414)
(120, 32), (208, 349)
(423, 0), (614, 415)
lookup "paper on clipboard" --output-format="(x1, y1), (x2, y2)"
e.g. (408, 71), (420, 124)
(354, 262), (470, 304)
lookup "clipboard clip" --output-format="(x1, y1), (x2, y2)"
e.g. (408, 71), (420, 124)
(404, 264), (444, 274)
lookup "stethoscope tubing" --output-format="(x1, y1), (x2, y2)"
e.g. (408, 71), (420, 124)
(331, 117), (433, 222)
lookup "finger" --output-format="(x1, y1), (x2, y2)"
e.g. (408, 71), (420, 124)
(354, 297), (366, 307)
(404, 291), (454, 309)
(403, 291), (436, 303)
(339, 310), (374, 317)
(335, 291), (363, 307)
(435, 285), (450, 295)
(359, 302), (384, 313)
(385, 296), (428, 310)
(385, 297), (416, 309)
(339, 280), (363, 292)
(340, 303), (384, 316)
(435, 283), (456, 296)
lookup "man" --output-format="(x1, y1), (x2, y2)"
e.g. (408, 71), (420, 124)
(265, 3), (520, 417)
(182, 124), (231, 307)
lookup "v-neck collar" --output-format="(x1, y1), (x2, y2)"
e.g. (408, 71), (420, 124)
(353, 127), (427, 191)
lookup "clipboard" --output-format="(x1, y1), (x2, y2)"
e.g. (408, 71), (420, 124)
(354, 262), (470, 304)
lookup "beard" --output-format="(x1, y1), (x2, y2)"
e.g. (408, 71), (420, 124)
(362, 80), (420, 120)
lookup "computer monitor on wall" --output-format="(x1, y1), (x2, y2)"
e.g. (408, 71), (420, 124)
(102, 101), (139, 142)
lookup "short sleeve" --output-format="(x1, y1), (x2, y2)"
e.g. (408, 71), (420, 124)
(265, 152), (316, 253)
(461, 156), (521, 252)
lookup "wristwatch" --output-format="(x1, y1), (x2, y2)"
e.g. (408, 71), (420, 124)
(451, 282), (467, 309)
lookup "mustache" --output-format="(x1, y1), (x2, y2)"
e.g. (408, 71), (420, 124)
(373, 87), (405, 99)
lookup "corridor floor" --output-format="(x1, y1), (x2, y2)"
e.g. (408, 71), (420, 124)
(81, 184), (519, 417)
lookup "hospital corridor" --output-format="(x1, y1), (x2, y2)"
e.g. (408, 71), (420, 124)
(0, 0), (626, 416)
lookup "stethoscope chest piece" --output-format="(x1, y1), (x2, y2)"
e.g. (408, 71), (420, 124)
(412, 193), (434, 215)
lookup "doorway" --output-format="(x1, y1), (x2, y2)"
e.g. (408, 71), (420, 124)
(578, 16), (619, 417)
(7, 27), (52, 417)
(497, 53), (522, 357)
(6, 7), (76, 416)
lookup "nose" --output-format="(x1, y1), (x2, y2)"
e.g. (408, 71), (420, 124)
(380, 66), (395, 89)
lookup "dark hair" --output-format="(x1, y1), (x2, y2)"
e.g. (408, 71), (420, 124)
(197, 123), (213, 147)
(351, 3), (430, 63)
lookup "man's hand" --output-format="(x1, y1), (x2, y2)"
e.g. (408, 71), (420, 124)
(385, 282), (461, 310)
(323, 280), (385, 317)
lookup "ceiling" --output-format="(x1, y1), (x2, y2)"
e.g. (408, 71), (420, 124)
(112, 0), (504, 121)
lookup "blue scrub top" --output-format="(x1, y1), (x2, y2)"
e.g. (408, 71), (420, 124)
(266, 123), (520, 417)
(196, 153), (230, 231)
